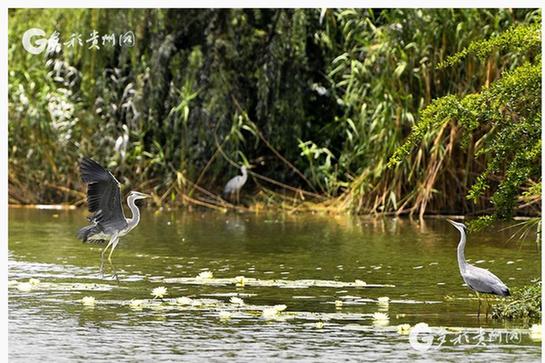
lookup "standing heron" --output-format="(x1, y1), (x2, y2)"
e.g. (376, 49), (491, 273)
(77, 157), (150, 275)
(447, 219), (510, 316)
(223, 166), (248, 204)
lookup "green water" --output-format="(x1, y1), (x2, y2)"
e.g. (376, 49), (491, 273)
(8, 208), (541, 361)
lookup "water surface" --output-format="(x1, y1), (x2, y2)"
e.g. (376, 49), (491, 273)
(8, 208), (541, 361)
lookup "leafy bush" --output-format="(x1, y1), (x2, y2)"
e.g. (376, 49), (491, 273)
(388, 15), (541, 221)
(491, 280), (542, 321)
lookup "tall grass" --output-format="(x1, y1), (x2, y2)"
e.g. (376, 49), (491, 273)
(8, 9), (541, 219)
(315, 9), (540, 217)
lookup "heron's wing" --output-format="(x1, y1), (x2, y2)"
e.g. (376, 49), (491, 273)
(464, 265), (509, 295)
(80, 158), (128, 233)
(224, 176), (241, 194)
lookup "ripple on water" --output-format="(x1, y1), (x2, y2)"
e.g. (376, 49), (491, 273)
(8, 210), (541, 361)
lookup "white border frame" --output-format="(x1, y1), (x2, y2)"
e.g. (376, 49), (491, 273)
(1, 3), (544, 362)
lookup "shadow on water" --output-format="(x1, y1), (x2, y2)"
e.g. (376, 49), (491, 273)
(8, 208), (541, 361)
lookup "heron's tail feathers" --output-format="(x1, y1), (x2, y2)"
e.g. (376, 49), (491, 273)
(495, 284), (510, 297)
(77, 225), (101, 242)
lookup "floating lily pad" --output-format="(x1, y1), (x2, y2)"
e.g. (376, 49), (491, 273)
(162, 276), (395, 289)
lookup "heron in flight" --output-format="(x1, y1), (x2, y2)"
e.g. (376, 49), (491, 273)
(447, 219), (510, 316)
(223, 166), (248, 204)
(77, 158), (150, 275)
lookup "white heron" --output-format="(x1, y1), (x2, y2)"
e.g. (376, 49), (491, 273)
(77, 157), (150, 275)
(447, 219), (510, 315)
(223, 166), (248, 204)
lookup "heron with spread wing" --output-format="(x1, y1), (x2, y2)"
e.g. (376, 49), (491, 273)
(77, 158), (150, 275)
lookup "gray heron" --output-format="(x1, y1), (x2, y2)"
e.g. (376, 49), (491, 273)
(77, 158), (150, 275)
(447, 219), (510, 315)
(223, 166), (248, 204)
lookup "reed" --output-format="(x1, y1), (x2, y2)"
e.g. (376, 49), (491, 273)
(8, 9), (541, 221)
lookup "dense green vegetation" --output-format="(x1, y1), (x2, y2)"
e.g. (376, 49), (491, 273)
(8, 9), (541, 220)
(389, 19), (541, 223)
(491, 280), (542, 321)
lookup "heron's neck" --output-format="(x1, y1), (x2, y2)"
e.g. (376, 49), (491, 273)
(126, 196), (140, 231)
(240, 168), (248, 183)
(456, 228), (468, 272)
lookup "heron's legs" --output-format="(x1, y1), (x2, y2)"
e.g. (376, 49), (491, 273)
(99, 234), (119, 278)
(476, 291), (481, 319)
(106, 235), (120, 280)
(109, 259), (120, 284)
(100, 237), (116, 275)
(107, 235), (120, 262)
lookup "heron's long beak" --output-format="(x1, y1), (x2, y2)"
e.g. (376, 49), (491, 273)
(446, 218), (455, 226)
(136, 192), (151, 198)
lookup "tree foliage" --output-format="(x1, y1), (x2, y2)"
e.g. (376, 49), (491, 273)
(389, 19), (541, 222)
(8, 9), (541, 219)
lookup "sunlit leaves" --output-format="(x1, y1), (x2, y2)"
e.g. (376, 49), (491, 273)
(389, 18), (541, 222)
